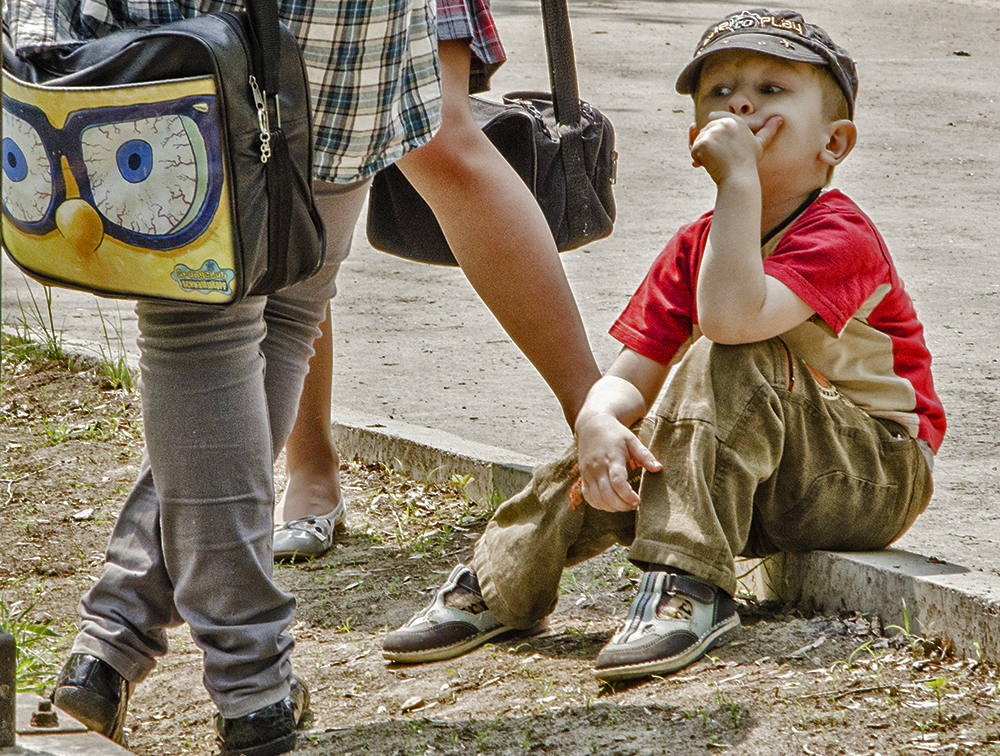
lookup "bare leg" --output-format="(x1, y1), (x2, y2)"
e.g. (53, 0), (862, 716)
(280, 41), (601, 524)
(396, 40), (602, 425)
(274, 302), (341, 523)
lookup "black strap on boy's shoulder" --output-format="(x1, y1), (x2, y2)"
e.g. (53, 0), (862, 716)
(760, 188), (822, 247)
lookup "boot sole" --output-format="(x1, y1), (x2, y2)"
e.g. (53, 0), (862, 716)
(220, 732), (296, 756)
(53, 685), (125, 743)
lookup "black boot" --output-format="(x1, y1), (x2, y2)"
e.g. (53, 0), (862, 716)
(51, 653), (130, 744)
(214, 677), (310, 756)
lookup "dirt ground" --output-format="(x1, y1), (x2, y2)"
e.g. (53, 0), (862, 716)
(4, 343), (1000, 756)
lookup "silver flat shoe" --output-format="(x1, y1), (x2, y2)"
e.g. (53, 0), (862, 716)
(272, 500), (346, 561)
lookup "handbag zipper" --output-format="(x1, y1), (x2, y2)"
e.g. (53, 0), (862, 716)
(218, 13), (272, 164)
(249, 75), (272, 163)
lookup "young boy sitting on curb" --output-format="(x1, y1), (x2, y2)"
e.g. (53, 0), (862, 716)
(382, 8), (945, 682)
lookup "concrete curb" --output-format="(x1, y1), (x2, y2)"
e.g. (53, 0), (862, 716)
(774, 550), (1000, 661)
(332, 405), (1000, 663)
(331, 404), (537, 502)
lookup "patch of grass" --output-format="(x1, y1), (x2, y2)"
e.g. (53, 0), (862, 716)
(95, 300), (136, 391)
(714, 687), (747, 729)
(336, 617), (356, 634)
(925, 674), (949, 724)
(559, 570), (581, 595)
(0, 579), (62, 693)
(1, 331), (50, 371)
(5, 280), (65, 362)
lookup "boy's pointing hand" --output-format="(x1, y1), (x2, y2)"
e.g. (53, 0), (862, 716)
(577, 414), (662, 513)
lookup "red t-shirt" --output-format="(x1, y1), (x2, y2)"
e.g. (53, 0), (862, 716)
(610, 190), (945, 453)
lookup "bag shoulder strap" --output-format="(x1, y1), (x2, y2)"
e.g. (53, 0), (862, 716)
(540, 0), (581, 127)
(539, 0), (600, 237)
(243, 0), (301, 280)
(245, 0), (282, 94)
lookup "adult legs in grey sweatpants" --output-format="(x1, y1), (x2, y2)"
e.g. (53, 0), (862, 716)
(70, 181), (368, 718)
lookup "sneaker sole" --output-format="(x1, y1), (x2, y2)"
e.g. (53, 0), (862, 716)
(383, 620), (547, 664)
(592, 616), (741, 682)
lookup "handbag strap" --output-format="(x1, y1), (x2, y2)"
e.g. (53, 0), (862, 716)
(539, 0), (582, 128)
(538, 0), (600, 240)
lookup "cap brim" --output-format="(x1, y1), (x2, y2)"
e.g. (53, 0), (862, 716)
(675, 33), (829, 95)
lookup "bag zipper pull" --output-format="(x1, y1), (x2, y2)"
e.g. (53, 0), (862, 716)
(249, 75), (272, 164)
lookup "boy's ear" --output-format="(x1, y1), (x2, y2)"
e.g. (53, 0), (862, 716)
(820, 119), (857, 167)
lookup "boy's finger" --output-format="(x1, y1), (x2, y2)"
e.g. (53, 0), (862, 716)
(691, 113), (738, 145)
(610, 473), (641, 509)
(626, 435), (662, 473)
(690, 142), (704, 168)
(756, 115), (784, 147)
(705, 110), (739, 125)
(582, 472), (638, 512)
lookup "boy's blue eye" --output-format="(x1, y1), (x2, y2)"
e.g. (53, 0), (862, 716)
(760, 85), (783, 95)
(712, 86), (733, 97)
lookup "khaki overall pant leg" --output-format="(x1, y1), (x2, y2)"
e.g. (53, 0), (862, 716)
(477, 337), (932, 627)
(476, 433), (643, 629)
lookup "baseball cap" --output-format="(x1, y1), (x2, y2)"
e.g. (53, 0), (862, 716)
(675, 9), (858, 118)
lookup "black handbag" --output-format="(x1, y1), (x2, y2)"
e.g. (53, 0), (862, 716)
(1, 0), (324, 305)
(365, 0), (617, 266)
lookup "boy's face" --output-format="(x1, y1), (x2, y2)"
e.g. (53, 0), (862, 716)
(692, 49), (835, 187)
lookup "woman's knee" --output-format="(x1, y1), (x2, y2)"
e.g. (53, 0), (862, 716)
(400, 121), (489, 186)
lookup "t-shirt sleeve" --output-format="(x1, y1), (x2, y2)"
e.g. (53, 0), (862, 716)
(764, 201), (890, 335)
(609, 222), (704, 365)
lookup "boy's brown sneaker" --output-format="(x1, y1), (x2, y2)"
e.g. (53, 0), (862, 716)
(382, 564), (518, 663)
(593, 571), (740, 681)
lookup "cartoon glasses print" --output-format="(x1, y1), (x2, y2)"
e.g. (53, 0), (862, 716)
(2, 94), (225, 251)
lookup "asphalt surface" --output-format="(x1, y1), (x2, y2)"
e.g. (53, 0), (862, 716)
(3, 0), (999, 644)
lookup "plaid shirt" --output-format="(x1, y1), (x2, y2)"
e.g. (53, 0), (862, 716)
(436, 0), (505, 93)
(3, 0), (442, 183)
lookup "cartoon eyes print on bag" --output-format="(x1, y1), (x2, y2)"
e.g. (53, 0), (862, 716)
(2, 95), (224, 257)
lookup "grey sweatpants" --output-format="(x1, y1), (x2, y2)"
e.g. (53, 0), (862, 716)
(72, 181), (368, 718)
(476, 337), (933, 629)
